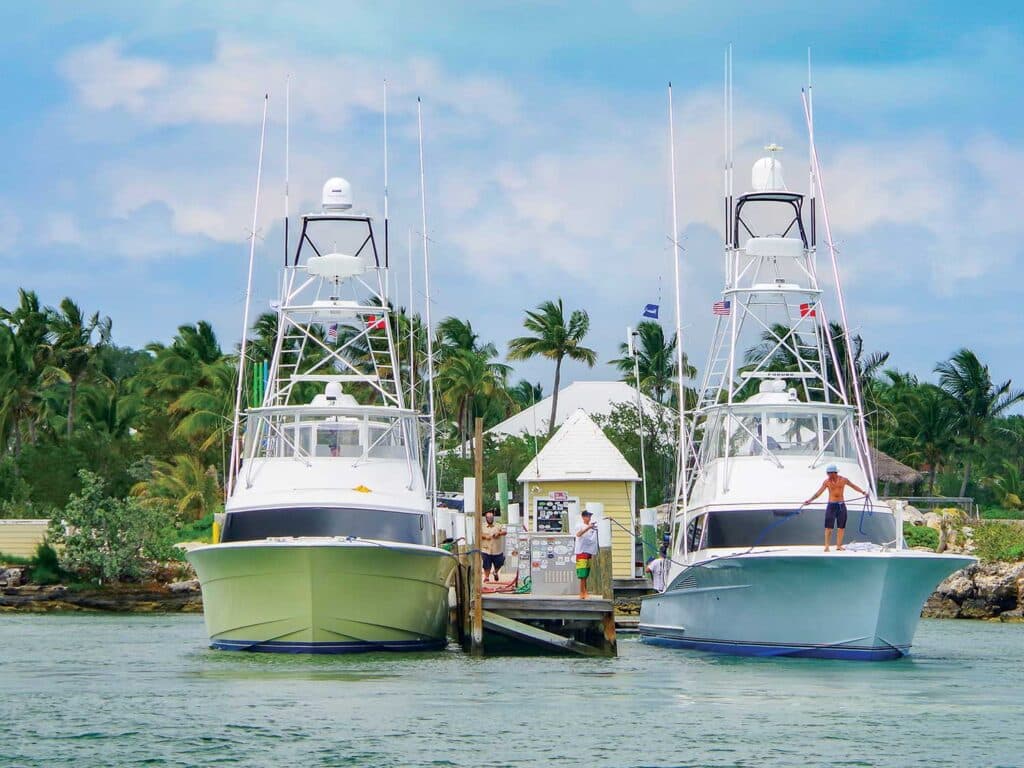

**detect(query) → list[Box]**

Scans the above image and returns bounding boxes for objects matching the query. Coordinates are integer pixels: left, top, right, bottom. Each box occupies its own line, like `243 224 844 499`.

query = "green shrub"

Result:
174 511 215 544
27 541 63 585
972 522 1024 563
48 470 176 582
903 523 939 550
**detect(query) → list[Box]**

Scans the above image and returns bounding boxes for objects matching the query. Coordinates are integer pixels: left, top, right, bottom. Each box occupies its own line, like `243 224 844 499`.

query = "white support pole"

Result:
228 94 269 499
407 229 416 411
629 327 649 508
418 98 440 511
800 91 876 493
284 76 290 266
382 79 390 290
668 83 688 510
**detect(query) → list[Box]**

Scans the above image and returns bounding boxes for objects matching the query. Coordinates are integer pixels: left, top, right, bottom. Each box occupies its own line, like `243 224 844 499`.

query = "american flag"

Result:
712 300 731 316
326 323 338 343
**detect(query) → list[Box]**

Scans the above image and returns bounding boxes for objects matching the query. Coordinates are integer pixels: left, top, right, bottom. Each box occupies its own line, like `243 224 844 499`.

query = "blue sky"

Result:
1 1 1022 395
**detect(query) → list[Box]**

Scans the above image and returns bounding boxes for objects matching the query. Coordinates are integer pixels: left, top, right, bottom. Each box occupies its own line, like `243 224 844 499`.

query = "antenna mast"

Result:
418 98 440 512
668 82 689 514
228 93 269 498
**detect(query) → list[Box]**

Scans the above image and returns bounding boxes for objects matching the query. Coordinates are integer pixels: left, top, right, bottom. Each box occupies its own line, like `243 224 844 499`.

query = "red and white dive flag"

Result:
799 303 817 318
366 315 386 330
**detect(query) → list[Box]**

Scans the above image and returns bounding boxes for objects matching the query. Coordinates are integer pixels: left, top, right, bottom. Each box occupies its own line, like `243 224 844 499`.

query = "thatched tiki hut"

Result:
870 448 923 495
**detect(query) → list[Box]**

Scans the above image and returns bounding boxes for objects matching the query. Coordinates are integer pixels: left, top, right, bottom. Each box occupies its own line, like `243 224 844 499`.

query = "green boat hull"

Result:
187 540 457 653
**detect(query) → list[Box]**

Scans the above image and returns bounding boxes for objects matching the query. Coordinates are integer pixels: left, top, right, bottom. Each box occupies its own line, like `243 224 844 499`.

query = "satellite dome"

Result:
322 177 353 212
751 145 787 192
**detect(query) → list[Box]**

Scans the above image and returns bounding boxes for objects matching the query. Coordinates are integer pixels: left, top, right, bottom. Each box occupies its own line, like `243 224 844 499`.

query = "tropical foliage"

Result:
2 287 1023 581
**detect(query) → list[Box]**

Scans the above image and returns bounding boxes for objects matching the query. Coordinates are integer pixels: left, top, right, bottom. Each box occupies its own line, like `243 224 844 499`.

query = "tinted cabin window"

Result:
704 508 896 548
221 507 429 545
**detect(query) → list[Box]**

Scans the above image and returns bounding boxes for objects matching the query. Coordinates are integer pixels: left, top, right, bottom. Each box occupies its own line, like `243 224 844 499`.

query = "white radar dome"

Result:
322 177 353 211
751 149 787 193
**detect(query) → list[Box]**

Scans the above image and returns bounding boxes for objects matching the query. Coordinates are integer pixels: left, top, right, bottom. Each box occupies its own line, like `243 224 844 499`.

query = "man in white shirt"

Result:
574 510 599 599
646 546 670 593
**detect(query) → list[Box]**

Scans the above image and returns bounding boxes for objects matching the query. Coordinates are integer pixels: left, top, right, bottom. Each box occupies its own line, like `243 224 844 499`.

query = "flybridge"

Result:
265 178 404 412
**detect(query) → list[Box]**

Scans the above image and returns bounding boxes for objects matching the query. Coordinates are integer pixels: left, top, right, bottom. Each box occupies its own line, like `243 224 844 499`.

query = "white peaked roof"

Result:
490 380 667 439
518 409 640 483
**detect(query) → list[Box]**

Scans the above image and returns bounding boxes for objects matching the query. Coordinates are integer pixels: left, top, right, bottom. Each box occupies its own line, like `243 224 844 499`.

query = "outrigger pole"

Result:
284 77 290 266
383 79 390 277
800 89 877 493
668 82 689 538
417 98 440 514
228 93 269 499
408 228 416 411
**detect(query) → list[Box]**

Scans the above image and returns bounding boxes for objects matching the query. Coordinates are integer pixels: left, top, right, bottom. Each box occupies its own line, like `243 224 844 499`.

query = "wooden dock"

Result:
481 593 616 656
453 419 617 657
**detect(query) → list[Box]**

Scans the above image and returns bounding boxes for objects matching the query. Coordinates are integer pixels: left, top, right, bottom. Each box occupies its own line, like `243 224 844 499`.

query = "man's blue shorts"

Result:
482 553 505 572
825 502 848 530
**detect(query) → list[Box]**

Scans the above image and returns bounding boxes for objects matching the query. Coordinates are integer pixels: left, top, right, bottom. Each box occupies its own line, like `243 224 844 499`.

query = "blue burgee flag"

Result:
642 303 659 319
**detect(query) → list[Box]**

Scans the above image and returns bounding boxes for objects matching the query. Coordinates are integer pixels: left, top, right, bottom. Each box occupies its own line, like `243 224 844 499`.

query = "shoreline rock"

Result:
0 581 203 613
921 562 1024 622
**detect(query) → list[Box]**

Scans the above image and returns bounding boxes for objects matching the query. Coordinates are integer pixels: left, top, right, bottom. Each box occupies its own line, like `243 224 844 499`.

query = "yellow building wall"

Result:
523 480 636 579
0 520 49 559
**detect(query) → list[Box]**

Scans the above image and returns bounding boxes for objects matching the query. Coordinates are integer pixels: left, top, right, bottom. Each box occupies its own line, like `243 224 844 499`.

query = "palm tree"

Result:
48 298 112 438
169 358 238 468
936 348 1024 497
0 290 57 451
827 322 889 417
609 321 695 404
893 384 960 495
132 454 222 521
507 299 597 435
435 348 511 455
508 379 544 411
77 383 140 441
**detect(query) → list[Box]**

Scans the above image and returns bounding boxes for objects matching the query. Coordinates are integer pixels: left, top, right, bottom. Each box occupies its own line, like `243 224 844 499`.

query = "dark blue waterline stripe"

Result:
211 638 446 654
639 632 907 661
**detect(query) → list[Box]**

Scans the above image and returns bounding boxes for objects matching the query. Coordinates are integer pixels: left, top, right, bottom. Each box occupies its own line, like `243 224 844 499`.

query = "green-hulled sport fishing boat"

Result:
188 174 455 653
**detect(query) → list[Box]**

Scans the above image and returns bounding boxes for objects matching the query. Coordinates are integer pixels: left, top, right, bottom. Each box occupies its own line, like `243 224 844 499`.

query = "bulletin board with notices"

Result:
535 498 571 532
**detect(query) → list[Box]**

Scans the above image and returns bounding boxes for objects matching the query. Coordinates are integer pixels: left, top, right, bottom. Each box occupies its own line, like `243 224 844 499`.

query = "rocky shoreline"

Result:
922 562 1024 621
0 573 202 613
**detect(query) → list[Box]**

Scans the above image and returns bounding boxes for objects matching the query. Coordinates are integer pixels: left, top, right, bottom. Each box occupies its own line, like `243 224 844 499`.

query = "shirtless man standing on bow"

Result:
804 464 867 552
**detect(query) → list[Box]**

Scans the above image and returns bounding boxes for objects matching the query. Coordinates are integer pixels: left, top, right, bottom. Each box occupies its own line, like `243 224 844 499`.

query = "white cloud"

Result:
60 38 520 131
60 39 169 111
51 33 1024 311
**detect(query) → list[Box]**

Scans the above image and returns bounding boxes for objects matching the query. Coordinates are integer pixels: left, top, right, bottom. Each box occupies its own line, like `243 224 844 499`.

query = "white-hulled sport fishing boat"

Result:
639 70 973 660
188 177 456 653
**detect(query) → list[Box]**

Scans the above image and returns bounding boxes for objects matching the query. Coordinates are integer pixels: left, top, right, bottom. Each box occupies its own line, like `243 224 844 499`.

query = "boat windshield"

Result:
700 407 856 461
696 507 897 549
243 410 417 462
221 506 430 546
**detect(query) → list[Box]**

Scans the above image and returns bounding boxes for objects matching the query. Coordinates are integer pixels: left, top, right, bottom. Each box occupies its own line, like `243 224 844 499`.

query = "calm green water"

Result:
0 615 1021 767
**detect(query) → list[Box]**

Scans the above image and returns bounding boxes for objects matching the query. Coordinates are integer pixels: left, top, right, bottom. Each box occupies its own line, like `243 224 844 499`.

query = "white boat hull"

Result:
639 549 973 660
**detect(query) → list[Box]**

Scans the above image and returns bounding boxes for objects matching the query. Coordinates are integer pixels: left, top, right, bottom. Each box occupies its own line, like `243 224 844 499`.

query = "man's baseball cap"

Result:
826 464 838 473
581 510 593 517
